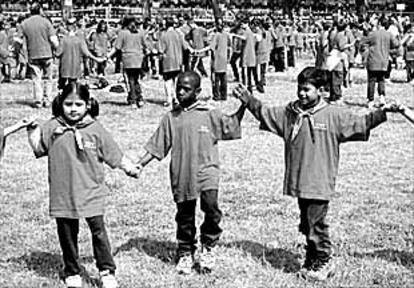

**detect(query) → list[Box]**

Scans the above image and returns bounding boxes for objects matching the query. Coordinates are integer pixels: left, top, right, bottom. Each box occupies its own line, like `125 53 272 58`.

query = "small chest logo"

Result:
83 140 97 150
314 123 327 131
198 125 210 133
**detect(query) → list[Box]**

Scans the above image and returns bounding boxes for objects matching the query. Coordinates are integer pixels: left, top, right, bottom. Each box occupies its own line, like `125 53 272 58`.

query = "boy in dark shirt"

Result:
233 66 401 281
136 71 246 274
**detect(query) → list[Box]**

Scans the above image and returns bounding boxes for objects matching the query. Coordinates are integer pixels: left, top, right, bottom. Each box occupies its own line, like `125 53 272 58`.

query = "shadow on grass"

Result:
100 100 130 106
223 240 301 273
7 251 96 282
353 249 414 270
114 237 176 263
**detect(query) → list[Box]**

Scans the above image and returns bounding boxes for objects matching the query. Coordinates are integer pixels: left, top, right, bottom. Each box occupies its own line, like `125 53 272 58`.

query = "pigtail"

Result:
52 93 63 117
88 97 100 118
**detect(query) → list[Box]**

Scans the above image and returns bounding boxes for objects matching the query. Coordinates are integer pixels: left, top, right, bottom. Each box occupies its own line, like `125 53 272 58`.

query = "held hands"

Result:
232 83 252 105
381 99 405 113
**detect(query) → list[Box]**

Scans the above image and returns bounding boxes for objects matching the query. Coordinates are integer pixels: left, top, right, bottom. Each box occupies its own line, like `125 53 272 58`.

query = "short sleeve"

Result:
0 128 6 159
337 110 371 143
258 106 286 137
209 109 241 141
96 123 123 169
144 114 172 160
33 120 54 158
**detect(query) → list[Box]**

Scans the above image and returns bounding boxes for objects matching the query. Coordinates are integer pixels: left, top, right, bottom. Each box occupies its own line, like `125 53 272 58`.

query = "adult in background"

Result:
360 16 399 108
21 2 58 108
90 20 111 77
159 16 188 107
401 23 414 83
108 15 148 108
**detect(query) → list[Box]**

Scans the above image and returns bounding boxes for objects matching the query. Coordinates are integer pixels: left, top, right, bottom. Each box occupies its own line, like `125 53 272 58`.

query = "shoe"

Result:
64 274 82 288
137 100 145 108
367 100 375 109
43 99 51 108
100 270 118 288
33 101 42 109
176 254 194 275
306 257 335 281
256 85 265 94
199 246 216 273
379 95 386 106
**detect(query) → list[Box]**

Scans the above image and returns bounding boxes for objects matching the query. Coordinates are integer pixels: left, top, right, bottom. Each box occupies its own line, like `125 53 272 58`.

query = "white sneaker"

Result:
199 246 216 273
176 254 194 275
379 95 386 106
367 100 375 109
100 270 118 288
65 274 82 288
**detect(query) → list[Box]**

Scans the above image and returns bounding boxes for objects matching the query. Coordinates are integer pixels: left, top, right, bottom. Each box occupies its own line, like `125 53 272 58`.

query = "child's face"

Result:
297 82 321 108
176 76 200 108
62 93 88 124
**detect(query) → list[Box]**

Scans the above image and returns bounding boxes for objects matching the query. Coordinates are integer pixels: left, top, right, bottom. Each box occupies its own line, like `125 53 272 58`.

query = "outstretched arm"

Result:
4 118 35 137
232 84 264 121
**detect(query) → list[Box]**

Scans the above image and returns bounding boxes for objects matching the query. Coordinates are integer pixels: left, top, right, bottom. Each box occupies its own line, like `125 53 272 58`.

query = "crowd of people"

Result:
1 2 414 288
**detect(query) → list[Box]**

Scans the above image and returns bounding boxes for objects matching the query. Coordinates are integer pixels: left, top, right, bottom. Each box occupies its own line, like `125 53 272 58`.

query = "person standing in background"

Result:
20 2 59 108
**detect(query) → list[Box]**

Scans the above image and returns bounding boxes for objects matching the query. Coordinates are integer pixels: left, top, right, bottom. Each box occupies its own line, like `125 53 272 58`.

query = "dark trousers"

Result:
190 55 207 77
175 190 222 257
114 50 122 74
287 45 296 67
329 70 343 101
1 64 10 82
58 77 77 90
230 52 241 81
298 198 332 262
242 66 260 92
183 49 190 71
125 68 143 103
96 60 107 76
406 60 414 82
82 57 90 76
56 216 116 277
274 47 285 72
259 63 267 86
367 70 386 101
213 72 227 100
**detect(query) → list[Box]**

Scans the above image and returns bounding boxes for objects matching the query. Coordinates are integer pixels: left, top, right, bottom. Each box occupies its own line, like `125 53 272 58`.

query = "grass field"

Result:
0 60 413 288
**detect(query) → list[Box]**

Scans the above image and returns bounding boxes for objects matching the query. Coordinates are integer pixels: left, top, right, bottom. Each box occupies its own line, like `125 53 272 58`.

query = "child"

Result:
55 17 104 90
27 82 139 288
0 119 34 159
232 67 401 281
136 71 246 274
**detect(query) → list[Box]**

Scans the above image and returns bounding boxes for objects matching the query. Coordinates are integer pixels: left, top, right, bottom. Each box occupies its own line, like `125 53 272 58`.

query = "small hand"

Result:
381 99 404 113
232 83 251 104
127 166 142 179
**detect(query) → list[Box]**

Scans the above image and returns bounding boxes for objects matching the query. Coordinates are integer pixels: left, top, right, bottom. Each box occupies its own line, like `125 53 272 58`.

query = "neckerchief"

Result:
289 99 328 143
53 115 95 151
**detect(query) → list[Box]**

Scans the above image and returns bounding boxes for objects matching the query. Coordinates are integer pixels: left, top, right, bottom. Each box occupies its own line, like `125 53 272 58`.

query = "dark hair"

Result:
96 20 107 33
30 2 42 15
52 82 99 119
297 67 328 89
177 71 201 89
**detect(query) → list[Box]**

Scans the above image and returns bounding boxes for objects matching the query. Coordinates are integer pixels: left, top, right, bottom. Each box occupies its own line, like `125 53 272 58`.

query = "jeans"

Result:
367 70 386 101
330 70 343 101
230 52 241 81
125 68 143 103
29 58 53 102
175 190 222 257
298 198 332 261
213 72 227 100
56 216 116 277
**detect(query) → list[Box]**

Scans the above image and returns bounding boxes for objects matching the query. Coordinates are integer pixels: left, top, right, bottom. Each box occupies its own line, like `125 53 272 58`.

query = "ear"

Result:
195 87 202 96
317 86 326 96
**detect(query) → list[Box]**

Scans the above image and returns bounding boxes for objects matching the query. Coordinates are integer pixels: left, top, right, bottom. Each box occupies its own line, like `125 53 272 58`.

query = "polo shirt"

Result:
241 27 256 68
247 99 387 201
35 117 123 218
21 15 55 60
115 29 147 69
363 29 399 71
56 33 92 79
145 102 242 203
210 31 231 73
159 28 186 73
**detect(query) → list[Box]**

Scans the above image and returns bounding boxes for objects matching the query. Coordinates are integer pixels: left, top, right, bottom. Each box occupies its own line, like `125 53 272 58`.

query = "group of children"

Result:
2 66 412 288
